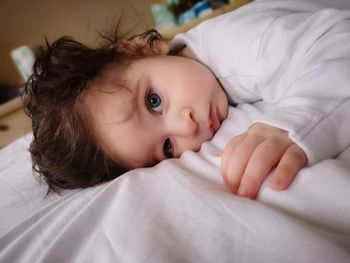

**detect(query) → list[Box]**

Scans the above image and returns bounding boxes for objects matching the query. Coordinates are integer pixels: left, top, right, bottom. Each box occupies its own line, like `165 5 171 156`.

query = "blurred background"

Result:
0 0 156 87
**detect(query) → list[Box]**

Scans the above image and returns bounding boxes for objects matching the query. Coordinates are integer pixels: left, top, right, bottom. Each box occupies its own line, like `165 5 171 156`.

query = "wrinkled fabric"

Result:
0 103 349 263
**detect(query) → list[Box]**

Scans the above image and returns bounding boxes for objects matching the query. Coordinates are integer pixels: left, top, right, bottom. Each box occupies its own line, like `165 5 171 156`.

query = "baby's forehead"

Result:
96 62 131 87
87 62 134 92
80 66 137 127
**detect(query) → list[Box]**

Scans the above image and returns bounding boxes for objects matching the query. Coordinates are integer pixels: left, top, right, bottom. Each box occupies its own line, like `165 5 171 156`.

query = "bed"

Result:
1 1 350 262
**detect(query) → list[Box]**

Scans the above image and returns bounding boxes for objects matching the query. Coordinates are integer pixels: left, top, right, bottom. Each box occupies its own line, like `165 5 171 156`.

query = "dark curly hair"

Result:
23 29 167 194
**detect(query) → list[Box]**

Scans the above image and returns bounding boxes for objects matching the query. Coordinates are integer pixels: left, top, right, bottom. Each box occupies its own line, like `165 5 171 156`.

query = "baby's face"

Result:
84 55 228 169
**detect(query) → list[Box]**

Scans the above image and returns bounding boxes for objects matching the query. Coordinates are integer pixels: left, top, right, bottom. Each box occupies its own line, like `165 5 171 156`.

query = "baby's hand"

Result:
221 123 307 199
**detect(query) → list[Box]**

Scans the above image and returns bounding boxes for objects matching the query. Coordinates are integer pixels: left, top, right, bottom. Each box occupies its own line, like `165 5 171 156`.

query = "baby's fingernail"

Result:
270 177 287 191
270 176 282 187
238 186 248 197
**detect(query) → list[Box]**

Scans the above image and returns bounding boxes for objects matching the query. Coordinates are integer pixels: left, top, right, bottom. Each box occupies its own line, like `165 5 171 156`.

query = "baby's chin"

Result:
199 132 217 148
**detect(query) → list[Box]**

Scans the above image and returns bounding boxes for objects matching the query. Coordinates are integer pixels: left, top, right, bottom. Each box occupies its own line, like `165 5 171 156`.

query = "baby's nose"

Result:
170 108 198 137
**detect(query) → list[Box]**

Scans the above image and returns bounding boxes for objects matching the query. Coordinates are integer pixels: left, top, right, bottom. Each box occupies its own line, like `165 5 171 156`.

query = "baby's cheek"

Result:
176 138 204 158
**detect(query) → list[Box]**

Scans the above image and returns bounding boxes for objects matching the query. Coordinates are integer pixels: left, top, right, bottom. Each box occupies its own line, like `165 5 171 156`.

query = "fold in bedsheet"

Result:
0 103 349 263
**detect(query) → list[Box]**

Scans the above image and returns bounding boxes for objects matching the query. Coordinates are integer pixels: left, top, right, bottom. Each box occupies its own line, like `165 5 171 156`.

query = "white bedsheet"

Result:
0 102 349 263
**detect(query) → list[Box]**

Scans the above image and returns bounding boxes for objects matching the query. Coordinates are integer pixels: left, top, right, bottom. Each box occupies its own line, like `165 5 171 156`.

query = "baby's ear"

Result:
116 38 169 56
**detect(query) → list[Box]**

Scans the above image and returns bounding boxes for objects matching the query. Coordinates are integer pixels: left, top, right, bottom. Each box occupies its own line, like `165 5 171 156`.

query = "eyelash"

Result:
145 89 174 158
163 138 173 158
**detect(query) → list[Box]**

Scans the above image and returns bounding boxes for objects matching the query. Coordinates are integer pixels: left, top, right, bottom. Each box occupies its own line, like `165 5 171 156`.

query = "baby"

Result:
24 0 350 198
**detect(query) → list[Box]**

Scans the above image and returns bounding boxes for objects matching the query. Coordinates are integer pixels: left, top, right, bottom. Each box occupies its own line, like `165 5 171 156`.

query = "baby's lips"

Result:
209 106 220 134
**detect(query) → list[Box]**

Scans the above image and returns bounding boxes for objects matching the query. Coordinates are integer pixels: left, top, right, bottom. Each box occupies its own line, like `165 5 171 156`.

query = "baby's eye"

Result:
147 92 162 113
163 138 173 158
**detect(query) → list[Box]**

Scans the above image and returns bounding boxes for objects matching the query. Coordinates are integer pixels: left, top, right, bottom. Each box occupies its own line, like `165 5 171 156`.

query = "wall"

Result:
0 0 154 85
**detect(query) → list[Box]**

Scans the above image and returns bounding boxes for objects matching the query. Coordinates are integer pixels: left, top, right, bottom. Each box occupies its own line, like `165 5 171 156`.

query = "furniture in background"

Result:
0 97 31 149
150 0 253 39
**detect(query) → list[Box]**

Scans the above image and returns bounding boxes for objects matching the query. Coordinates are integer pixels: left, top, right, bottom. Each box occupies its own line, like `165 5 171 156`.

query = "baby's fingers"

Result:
221 134 257 193
269 144 307 190
238 138 290 199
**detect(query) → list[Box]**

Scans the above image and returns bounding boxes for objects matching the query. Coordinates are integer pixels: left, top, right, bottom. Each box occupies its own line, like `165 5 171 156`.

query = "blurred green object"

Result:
151 3 176 32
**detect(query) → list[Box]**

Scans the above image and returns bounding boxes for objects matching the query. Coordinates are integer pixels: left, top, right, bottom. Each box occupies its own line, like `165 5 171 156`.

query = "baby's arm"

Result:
221 123 307 199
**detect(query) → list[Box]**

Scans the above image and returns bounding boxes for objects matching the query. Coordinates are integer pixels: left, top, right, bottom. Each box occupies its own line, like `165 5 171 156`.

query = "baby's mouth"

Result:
209 106 220 135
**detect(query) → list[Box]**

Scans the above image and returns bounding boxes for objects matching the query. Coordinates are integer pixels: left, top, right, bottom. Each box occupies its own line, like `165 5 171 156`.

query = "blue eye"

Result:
147 92 162 113
163 138 173 158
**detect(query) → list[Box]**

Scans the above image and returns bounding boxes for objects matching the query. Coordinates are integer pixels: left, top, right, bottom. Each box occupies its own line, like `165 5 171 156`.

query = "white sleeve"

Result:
252 9 350 165
171 1 350 165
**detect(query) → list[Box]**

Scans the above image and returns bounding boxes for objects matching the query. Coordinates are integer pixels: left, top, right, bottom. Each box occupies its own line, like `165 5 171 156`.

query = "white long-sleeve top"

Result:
171 0 350 165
